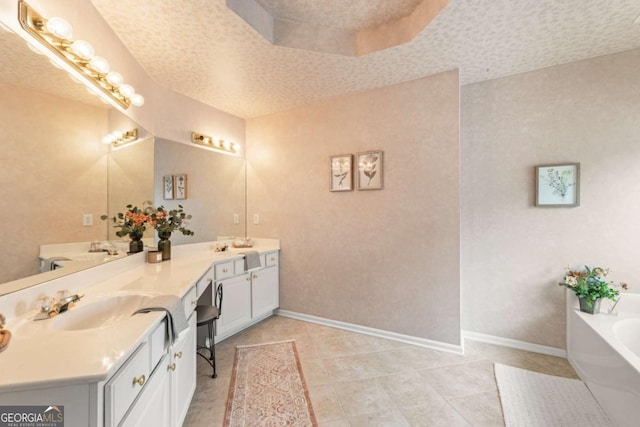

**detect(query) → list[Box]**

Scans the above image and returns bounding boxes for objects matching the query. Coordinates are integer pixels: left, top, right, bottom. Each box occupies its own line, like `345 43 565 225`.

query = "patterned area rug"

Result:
224 340 318 427
495 363 612 427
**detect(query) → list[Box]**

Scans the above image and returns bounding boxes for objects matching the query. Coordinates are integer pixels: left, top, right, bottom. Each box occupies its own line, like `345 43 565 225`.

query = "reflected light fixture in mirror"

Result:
102 128 139 149
191 131 238 155
17 1 144 110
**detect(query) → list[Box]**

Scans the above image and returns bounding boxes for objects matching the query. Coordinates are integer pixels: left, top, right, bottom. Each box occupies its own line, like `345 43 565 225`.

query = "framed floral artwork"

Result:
163 175 174 200
330 154 353 192
535 163 580 207
356 150 383 190
174 174 188 199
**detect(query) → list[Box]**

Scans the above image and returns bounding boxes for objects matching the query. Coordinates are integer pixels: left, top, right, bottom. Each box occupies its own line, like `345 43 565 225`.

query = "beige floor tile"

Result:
400 402 471 426
184 315 580 427
318 419 351 427
449 390 505 427
332 378 396 417
418 360 497 398
348 408 410 427
376 371 447 409
308 384 347 422
300 358 332 386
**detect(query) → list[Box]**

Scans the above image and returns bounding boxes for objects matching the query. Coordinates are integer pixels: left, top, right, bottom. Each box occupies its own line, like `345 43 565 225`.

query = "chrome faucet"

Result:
34 292 84 320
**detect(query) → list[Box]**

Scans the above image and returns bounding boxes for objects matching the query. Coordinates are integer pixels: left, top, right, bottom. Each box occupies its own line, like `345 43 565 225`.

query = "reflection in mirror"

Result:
153 139 246 245
0 26 151 294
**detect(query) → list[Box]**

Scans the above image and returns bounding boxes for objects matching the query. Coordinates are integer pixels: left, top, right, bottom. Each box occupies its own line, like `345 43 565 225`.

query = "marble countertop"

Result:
0 239 279 392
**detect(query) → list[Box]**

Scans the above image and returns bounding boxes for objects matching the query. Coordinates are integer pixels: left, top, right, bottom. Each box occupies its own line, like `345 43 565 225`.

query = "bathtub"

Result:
567 292 640 427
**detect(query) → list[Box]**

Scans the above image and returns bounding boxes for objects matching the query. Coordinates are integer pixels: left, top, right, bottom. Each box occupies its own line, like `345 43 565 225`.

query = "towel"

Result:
133 295 188 344
241 250 261 271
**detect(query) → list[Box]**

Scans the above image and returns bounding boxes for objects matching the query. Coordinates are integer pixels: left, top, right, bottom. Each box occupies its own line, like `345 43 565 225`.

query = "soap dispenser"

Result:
0 313 11 353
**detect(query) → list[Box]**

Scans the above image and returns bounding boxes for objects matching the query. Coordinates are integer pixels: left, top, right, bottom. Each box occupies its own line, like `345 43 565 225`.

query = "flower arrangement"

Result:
111 202 154 237
111 202 194 237
545 168 575 201
148 205 195 236
559 265 627 309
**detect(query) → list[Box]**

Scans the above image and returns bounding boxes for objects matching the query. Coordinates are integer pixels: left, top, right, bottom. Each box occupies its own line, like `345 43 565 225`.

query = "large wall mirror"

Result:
0 27 246 295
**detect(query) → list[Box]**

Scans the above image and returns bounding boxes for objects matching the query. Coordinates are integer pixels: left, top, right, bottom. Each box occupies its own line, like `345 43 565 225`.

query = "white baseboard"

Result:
462 330 567 358
275 309 464 355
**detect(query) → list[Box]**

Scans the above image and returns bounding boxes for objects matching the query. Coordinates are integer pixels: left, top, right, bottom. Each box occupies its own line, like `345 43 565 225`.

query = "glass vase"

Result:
158 231 172 261
578 297 601 314
129 230 144 253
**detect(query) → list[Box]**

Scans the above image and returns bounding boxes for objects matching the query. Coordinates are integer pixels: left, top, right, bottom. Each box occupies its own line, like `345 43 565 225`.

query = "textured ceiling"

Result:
87 0 640 119
0 29 108 108
256 0 424 31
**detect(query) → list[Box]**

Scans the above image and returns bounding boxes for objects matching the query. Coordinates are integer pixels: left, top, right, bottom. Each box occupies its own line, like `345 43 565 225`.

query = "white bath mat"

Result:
495 363 612 427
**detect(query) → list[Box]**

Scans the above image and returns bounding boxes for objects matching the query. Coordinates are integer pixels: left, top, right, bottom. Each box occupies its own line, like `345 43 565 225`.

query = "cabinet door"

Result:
120 354 171 427
251 266 279 319
217 273 251 338
171 315 197 427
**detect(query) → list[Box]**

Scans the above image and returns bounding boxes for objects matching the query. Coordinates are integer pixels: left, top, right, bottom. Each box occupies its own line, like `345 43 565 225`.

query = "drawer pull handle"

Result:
222 268 228 273
246 277 250 281
168 363 176 371
253 274 258 279
175 351 183 359
132 375 146 387
270 257 275 261
191 299 197 307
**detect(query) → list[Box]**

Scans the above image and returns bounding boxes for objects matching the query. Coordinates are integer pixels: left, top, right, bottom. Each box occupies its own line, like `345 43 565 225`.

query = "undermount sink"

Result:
53 293 156 331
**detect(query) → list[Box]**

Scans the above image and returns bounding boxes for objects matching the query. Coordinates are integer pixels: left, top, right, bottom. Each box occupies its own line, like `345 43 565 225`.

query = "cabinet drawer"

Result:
182 286 198 319
214 261 234 280
149 320 167 371
105 342 151 427
265 252 279 267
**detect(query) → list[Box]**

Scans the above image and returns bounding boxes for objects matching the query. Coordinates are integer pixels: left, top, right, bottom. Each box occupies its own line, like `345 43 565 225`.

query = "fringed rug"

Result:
224 340 318 427
495 363 612 427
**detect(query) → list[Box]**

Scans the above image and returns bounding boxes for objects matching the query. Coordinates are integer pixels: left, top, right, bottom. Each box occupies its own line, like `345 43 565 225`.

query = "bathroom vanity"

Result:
0 239 280 427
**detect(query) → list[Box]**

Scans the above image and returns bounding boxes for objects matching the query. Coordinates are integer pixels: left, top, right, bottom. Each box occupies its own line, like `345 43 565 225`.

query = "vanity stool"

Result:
196 282 223 378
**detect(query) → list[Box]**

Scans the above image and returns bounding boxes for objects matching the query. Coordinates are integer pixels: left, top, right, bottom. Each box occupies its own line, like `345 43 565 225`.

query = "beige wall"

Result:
461 48 640 349
247 70 461 344
0 84 109 283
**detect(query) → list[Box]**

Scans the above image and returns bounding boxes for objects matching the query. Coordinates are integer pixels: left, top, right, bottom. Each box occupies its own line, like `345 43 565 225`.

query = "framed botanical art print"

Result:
356 150 383 190
163 175 174 200
174 174 188 200
535 163 580 207
330 154 353 192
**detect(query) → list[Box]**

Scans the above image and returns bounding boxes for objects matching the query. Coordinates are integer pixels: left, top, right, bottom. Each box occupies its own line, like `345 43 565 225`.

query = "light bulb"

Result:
70 40 94 60
213 139 221 148
89 56 110 74
229 143 236 151
130 93 144 106
45 17 73 40
223 140 231 150
102 134 115 145
111 130 123 140
106 71 123 87
119 84 135 98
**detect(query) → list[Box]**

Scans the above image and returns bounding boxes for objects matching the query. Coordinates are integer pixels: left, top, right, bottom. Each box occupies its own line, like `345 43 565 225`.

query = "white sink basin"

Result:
53 294 155 331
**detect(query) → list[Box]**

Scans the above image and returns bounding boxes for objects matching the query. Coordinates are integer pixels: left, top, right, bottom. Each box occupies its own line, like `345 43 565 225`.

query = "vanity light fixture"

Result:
191 132 237 154
17 1 144 110
102 128 138 147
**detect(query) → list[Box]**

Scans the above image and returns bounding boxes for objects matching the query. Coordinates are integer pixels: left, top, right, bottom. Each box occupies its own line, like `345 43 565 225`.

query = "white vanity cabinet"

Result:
216 273 252 337
214 251 280 340
119 292 197 427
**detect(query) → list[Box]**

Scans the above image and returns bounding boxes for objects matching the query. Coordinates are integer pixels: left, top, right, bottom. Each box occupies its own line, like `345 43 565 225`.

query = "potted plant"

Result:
559 265 627 314
110 202 154 253
148 205 194 260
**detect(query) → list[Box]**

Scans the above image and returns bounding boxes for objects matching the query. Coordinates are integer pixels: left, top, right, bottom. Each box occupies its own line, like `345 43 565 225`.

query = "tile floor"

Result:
183 315 577 427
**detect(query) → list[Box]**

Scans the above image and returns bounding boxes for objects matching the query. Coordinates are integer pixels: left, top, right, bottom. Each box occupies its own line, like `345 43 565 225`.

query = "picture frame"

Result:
329 154 353 192
535 162 580 207
163 175 174 200
174 174 188 200
356 150 383 190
